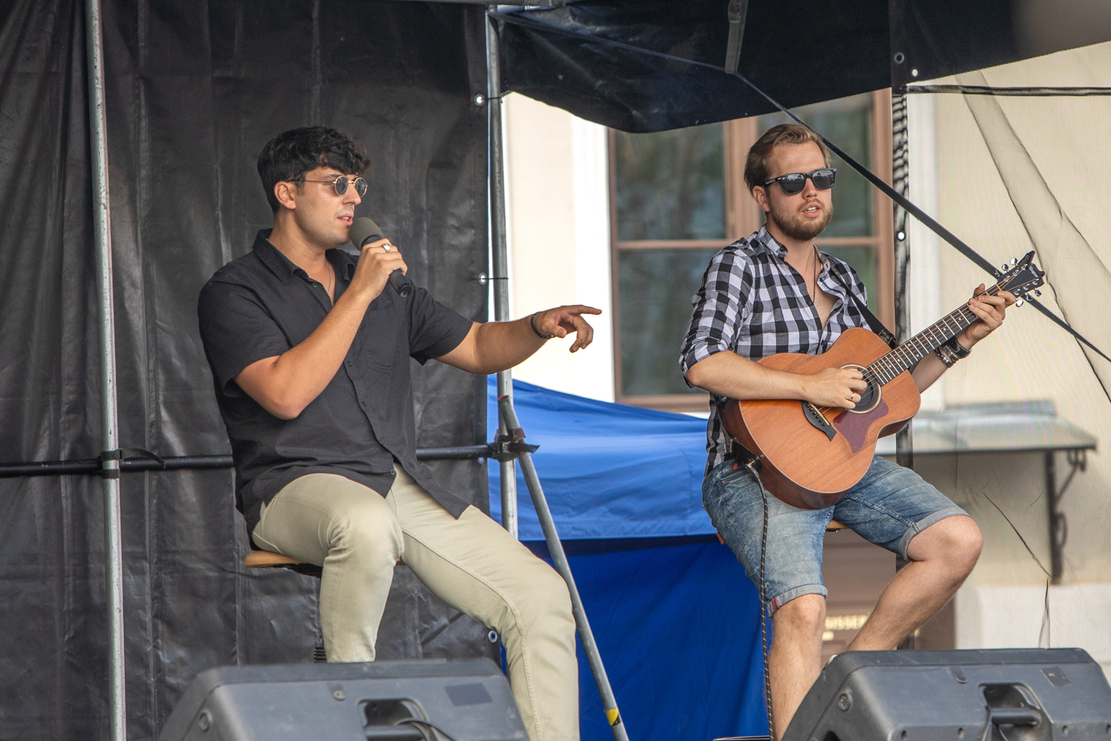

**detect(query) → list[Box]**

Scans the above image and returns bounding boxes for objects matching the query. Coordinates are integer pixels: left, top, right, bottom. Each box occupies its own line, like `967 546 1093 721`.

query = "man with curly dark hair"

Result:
199 126 597 741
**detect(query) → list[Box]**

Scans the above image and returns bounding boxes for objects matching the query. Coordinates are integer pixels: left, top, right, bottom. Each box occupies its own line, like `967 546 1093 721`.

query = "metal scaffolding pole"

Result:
484 12 518 539
484 10 628 740
84 0 127 738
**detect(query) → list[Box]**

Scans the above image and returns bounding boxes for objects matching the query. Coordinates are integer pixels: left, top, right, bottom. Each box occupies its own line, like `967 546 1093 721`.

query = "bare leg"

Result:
767 593 826 740
848 515 982 651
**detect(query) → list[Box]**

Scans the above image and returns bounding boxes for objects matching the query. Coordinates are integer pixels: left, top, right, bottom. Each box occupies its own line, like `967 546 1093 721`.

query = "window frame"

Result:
610 90 894 412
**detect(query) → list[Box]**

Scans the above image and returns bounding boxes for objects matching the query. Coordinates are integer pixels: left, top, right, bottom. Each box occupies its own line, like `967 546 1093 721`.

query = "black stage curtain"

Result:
0 2 491 739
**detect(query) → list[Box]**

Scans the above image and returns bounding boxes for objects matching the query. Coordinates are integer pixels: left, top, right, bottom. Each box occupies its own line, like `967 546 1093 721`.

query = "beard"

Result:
768 199 834 242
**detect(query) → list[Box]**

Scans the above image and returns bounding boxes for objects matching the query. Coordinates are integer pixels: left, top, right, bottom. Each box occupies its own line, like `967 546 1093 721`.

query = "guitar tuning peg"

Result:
1016 299 1025 307
1011 257 1018 265
1001 263 1009 271
1034 289 1042 297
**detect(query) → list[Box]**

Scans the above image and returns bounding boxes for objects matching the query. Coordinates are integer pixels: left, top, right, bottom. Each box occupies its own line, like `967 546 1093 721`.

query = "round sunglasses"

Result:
763 168 836 196
295 175 368 197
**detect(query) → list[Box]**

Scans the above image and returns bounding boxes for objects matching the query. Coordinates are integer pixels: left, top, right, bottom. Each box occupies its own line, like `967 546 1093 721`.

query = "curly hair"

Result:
743 124 830 193
257 127 371 212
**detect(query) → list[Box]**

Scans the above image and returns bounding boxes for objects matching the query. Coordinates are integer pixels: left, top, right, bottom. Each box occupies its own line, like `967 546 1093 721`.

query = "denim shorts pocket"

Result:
714 461 755 486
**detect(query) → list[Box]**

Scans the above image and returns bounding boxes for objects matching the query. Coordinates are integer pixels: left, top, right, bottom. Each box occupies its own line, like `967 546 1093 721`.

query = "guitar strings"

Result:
812 274 1012 419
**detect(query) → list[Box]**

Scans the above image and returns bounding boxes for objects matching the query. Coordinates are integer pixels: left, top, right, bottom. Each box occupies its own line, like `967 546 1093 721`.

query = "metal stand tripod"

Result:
483 11 629 741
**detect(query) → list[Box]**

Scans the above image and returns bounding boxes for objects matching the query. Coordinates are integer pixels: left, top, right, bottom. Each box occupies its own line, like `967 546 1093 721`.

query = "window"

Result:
610 91 893 411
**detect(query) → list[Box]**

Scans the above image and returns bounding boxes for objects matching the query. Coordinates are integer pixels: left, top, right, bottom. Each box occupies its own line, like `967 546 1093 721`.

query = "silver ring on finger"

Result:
383 243 392 252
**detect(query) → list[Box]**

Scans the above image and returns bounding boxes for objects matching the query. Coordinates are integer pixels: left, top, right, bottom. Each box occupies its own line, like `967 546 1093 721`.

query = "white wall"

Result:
503 93 615 401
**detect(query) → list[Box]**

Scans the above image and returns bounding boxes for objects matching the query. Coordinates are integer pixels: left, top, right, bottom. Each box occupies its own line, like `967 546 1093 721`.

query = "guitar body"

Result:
723 327 921 510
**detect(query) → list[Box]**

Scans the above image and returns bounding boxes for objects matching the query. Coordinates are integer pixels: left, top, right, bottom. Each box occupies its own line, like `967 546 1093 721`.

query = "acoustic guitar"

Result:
722 252 1045 510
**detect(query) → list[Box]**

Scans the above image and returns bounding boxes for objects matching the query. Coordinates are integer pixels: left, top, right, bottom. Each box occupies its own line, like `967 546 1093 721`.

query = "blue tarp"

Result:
486 379 768 740
487 378 714 541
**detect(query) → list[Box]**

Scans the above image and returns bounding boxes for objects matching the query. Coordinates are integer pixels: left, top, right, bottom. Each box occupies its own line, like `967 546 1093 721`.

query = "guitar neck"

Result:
867 287 1001 384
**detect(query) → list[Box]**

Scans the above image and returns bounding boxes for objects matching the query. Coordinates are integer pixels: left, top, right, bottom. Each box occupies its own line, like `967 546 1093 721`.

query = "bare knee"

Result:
772 593 826 643
911 515 982 580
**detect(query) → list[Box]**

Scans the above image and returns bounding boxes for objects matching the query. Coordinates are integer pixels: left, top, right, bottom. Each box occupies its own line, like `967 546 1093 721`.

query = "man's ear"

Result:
274 181 299 211
752 185 771 214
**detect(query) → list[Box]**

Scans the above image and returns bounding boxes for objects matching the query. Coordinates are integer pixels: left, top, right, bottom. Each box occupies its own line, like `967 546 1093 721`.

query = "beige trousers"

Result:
252 466 579 741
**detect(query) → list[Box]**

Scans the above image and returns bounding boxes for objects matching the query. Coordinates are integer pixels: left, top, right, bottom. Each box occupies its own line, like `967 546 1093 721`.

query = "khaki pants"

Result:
252 466 579 741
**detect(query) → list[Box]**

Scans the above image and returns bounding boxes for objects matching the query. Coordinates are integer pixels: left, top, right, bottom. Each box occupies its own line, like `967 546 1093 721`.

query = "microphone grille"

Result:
350 217 382 249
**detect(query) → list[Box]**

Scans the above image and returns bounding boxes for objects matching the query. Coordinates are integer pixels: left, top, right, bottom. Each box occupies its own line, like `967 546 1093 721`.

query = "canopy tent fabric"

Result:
905 43 1111 583
565 539 768 741
487 377 713 541
946 60 1111 398
494 0 1111 133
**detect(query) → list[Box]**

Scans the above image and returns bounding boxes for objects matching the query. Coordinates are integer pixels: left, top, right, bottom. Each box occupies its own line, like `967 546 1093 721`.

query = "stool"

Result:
244 550 403 573
245 549 326 660
244 549 406 663
244 549 324 577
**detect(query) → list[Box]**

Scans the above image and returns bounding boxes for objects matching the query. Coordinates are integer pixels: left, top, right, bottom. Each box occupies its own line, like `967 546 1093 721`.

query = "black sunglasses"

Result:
296 175 368 197
763 168 836 196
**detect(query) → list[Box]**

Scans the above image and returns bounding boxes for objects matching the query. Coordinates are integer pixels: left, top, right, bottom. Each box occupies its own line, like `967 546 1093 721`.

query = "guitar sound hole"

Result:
843 364 880 413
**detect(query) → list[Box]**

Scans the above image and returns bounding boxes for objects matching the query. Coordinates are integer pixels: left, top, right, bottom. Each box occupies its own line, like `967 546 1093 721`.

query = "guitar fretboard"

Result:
866 288 1000 386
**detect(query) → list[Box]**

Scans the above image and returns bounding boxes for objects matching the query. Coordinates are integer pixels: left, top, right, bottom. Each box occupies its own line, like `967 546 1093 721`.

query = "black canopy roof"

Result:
494 0 1111 132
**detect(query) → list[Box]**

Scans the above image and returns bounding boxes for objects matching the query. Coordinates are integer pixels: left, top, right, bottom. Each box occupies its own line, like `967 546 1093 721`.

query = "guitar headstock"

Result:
994 251 1045 303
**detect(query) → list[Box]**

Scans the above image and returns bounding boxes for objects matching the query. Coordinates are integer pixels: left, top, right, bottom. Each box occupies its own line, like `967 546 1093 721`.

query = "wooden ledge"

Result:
244 550 403 570
245 550 307 569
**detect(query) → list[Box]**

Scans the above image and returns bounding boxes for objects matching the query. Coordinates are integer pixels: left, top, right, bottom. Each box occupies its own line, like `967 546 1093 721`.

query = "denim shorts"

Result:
702 455 968 615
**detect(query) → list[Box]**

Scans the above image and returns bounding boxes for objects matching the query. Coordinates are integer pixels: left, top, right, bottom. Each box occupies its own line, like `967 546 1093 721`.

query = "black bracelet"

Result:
936 337 970 368
945 337 971 359
529 312 554 340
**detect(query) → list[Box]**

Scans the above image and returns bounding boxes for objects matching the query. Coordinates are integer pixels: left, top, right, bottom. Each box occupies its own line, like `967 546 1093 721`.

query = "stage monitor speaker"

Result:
158 658 528 741
784 648 1111 741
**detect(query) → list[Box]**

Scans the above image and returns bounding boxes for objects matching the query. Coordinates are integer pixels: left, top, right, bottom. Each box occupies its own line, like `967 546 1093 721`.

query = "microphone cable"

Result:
745 460 776 740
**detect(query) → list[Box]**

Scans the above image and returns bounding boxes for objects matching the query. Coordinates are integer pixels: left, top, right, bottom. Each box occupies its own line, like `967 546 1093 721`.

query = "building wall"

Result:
503 94 614 401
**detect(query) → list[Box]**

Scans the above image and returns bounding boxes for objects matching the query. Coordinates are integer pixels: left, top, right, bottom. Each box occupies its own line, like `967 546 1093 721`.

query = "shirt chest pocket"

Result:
353 304 404 372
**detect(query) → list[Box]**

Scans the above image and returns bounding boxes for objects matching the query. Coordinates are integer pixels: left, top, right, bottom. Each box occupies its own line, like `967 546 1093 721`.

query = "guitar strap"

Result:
828 268 898 350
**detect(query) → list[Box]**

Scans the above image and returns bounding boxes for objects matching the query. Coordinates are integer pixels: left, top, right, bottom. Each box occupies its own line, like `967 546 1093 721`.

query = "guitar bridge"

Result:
802 402 836 441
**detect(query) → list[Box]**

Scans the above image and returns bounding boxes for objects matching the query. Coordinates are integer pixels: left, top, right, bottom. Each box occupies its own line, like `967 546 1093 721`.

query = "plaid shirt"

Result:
680 227 870 473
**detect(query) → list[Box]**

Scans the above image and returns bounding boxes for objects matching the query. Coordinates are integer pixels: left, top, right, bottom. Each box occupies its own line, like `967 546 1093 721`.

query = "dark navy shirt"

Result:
198 230 474 533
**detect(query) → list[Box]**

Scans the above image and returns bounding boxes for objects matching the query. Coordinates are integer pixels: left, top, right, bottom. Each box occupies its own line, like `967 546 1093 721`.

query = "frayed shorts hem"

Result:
896 507 967 559
767 584 827 617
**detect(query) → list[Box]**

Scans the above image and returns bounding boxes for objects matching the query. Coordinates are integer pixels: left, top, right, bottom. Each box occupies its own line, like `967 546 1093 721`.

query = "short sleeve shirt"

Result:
679 227 870 473
198 230 474 532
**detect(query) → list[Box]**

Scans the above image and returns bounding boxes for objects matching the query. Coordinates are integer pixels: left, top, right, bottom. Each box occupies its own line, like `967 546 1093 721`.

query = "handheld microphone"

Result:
349 216 413 298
